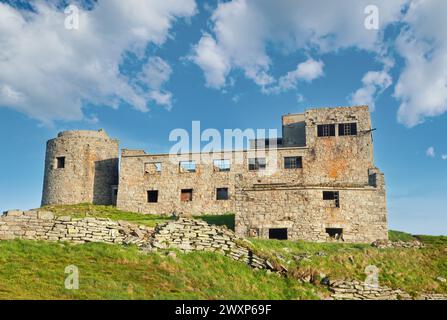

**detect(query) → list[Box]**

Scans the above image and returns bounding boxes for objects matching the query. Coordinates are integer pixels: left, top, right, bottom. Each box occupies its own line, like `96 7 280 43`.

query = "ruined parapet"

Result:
41 129 119 206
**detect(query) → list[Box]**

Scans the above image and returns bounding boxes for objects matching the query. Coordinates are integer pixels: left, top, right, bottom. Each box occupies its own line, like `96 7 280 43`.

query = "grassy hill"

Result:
0 204 445 299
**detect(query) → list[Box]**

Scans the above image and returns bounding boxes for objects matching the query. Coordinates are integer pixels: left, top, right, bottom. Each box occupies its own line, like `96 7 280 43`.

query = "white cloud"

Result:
137 56 173 109
426 147 435 158
0 0 196 124
191 0 407 91
442 155 447 160
138 57 172 90
394 0 447 127
189 33 230 88
278 58 324 89
349 70 392 110
263 58 324 94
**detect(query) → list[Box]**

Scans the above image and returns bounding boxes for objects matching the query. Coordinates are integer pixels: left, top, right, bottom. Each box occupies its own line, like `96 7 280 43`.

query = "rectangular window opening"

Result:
323 191 340 208
213 159 231 172
147 190 158 203
56 157 65 169
216 187 229 200
268 228 288 240
326 228 343 240
181 189 193 202
145 162 162 174
284 156 303 169
248 158 266 171
317 124 336 137
179 161 196 173
338 123 358 136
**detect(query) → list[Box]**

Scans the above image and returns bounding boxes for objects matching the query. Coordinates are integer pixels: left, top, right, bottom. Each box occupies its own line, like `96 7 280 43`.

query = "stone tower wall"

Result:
41 130 119 206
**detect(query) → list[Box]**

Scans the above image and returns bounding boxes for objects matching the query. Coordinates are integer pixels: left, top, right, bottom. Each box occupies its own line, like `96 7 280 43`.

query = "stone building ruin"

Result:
41 105 388 243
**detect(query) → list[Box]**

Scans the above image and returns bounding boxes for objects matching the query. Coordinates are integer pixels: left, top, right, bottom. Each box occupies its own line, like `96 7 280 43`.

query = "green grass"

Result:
41 203 236 230
195 214 235 230
41 203 173 228
388 230 418 242
414 235 447 246
250 238 447 296
4 205 445 299
0 240 322 300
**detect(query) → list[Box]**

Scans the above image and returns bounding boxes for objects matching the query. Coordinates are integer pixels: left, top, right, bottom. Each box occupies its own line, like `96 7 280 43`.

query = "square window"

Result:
317 124 336 137
56 157 65 169
213 159 231 172
248 158 266 171
216 187 229 200
284 156 303 169
179 161 196 173
338 123 358 136
269 228 288 240
181 189 193 202
323 191 340 208
144 162 162 174
147 190 158 203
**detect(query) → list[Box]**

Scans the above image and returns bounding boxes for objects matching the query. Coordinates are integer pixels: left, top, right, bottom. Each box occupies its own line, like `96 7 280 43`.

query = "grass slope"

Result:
0 240 320 300
1 204 445 299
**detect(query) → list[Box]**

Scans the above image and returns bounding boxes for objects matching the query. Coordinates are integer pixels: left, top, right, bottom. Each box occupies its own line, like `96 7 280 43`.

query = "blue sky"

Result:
0 0 446 235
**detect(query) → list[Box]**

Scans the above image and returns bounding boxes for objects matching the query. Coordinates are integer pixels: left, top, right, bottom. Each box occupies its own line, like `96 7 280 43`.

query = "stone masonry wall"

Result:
0 210 152 245
117 147 307 215
235 173 387 243
115 106 387 244
0 210 274 271
234 106 388 243
148 218 272 270
329 280 412 300
41 130 119 206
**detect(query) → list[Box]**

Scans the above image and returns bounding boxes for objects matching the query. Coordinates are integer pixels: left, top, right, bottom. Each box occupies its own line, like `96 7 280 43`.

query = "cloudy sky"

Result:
0 0 446 234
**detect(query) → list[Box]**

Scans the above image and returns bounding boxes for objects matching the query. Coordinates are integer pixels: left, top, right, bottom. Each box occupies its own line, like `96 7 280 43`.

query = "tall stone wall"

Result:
116 106 387 243
41 130 119 206
234 182 387 243
303 106 374 186
117 147 307 215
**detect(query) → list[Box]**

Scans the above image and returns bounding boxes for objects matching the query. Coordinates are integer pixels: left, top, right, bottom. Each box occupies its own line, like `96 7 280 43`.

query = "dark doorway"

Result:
326 228 343 240
269 228 288 240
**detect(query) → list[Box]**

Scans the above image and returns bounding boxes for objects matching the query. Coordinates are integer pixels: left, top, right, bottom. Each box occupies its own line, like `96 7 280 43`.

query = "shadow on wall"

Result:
93 158 119 205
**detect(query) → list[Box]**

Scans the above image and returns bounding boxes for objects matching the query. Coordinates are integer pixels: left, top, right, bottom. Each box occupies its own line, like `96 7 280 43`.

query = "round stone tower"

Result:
41 129 119 206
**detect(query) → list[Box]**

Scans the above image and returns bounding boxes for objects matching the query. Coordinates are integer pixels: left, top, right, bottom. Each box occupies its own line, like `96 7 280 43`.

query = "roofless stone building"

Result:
41 105 388 243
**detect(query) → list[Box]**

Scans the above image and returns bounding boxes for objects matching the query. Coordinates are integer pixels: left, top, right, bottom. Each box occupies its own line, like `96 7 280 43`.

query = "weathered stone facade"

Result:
41 105 388 243
41 130 119 206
